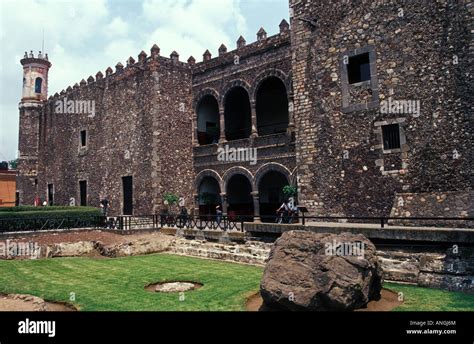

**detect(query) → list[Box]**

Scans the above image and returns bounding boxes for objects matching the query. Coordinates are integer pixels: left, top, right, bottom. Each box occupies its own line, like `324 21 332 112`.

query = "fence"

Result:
0 213 471 233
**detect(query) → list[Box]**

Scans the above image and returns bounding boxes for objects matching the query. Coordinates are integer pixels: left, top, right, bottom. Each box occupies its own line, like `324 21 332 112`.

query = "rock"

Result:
155 282 196 293
47 241 98 258
260 231 383 311
103 236 173 257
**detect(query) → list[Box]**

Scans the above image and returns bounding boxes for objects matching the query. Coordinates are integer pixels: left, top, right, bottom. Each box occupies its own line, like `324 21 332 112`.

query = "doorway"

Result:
122 176 133 215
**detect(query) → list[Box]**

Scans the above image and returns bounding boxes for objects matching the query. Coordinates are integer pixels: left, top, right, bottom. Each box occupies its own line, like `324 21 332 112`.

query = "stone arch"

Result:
194 90 220 145
194 169 223 191
222 166 255 193
254 163 291 191
251 69 289 102
220 79 252 104
193 88 220 111
221 80 252 141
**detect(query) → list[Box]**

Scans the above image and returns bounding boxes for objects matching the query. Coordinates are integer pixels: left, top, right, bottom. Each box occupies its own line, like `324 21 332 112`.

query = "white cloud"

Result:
0 0 250 160
106 17 130 37
143 0 247 58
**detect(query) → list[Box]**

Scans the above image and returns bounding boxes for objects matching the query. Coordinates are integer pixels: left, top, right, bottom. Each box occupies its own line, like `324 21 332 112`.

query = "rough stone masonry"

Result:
17 0 472 221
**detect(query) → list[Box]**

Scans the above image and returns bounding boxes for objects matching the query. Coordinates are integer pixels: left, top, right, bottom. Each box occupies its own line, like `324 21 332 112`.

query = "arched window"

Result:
224 87 251 141
256 77 289 136
196 95 220 145
35 77 42 93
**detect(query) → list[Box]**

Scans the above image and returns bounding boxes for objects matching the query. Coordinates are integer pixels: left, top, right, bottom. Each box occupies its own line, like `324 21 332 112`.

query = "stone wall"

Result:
191 26 296 209
379 246 474 293
389 191 473 227
29 51 194 215
17 103 42 205
289 0 472 217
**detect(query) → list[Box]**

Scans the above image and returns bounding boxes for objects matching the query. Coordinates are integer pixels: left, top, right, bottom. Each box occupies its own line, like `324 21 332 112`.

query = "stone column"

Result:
251 191 261 222
192 114 199 146
219 106 226 143
193 193 200 216
250 101 258 138
287 93 295 135
220 192 228 216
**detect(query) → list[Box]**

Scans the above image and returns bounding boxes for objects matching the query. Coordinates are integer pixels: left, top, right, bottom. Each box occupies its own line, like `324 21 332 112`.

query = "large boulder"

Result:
260 231 383 311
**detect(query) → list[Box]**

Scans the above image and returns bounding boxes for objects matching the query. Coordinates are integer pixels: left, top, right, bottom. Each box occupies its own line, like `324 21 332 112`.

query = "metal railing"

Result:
1 213 471 234
101 214 241 231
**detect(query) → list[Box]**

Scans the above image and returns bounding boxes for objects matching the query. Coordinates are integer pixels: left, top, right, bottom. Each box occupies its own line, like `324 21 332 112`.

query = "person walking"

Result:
215 205 223 228
179 205 188 228
100 197 110 217
276 200 289 224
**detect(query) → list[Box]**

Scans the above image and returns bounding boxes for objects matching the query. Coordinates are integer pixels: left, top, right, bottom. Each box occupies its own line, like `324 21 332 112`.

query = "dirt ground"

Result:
1 230 165 246
246 289 402 311
0 294 76 312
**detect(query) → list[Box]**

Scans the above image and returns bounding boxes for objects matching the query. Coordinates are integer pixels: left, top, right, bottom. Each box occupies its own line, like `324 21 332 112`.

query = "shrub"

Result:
0 207 102 232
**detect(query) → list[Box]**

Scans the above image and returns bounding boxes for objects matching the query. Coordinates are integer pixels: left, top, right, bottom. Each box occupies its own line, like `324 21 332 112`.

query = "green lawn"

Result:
0 254 263 311
0 254 473 311
385 282 474 311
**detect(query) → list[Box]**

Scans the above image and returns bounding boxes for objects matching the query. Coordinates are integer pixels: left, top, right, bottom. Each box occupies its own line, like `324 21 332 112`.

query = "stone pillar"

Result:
219 106 226 143
251 191 261 222
193 193 200 216
220 192 228 216
287 93 295 135
192 114 199 146
250 101 258 138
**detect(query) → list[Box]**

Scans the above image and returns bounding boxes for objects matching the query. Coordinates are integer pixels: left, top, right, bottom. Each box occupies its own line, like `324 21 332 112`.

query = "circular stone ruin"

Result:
145 281 202 293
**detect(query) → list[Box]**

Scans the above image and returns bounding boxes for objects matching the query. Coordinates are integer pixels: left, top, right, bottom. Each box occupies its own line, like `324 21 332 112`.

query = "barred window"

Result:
382 124 401 150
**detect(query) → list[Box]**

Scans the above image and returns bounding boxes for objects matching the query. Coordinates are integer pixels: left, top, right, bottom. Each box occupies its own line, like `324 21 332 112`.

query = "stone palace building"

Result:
17 0 472 221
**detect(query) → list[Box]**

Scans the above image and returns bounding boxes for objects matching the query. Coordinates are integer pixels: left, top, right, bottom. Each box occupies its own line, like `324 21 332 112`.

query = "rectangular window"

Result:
15 191 20 206
79 180 87 206
382 124 401 150
80 130 87 147
347 53 371 84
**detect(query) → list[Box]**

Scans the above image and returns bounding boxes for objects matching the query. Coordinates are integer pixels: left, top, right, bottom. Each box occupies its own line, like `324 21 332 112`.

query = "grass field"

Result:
0 254 473 311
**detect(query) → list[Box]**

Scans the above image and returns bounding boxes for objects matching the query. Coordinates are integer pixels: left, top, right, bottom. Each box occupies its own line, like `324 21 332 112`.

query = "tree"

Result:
282 185 297 199
163 193 179 212
8 159 18 170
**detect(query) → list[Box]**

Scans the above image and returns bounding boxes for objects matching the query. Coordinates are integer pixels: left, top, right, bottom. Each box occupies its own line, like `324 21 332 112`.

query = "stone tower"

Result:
17 51 51 205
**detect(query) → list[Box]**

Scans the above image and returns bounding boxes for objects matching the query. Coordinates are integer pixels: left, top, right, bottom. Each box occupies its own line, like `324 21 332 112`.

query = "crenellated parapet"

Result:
190 19 291 74
45 19 290 103
46 43 192 104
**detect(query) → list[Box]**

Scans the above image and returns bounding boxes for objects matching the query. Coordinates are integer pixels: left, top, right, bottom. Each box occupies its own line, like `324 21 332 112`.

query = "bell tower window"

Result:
35 77 42 93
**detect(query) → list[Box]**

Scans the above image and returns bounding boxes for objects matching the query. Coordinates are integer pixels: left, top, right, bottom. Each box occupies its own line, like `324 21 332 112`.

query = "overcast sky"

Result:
0 0 289 161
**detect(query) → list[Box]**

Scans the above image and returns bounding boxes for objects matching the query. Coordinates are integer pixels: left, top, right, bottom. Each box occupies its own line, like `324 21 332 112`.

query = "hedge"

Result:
0 207 102 232
0 206 97 213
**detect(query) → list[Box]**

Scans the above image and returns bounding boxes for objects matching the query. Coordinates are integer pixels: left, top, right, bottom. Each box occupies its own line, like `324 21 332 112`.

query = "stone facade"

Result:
389 191 474 227
289 0 472 217
19 51 194 215
17 0 472 220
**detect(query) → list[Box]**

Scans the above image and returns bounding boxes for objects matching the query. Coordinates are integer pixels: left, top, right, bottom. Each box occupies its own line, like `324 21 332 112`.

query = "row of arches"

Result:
195 164 296 222
195 71 291 145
